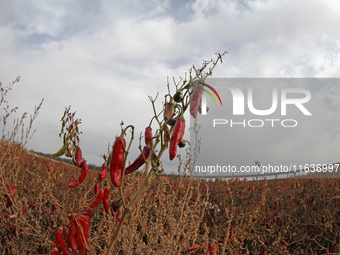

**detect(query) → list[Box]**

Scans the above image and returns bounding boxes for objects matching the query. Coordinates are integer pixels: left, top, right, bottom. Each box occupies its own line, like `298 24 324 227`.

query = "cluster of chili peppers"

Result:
67 146 89 188
87 180 110 213
125 126 154 175
47 54 226 254
52 214 89 255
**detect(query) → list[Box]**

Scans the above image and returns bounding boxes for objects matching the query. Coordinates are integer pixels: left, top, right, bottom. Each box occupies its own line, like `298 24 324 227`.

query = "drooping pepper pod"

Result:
169 117 186 160
76 215 90 255
144 126 154 148
83 207 92 222
41 204 57 215
189 83 204 119
75 146 82 167
164 102 176 126
87 185 104 208
98 163 107 181
5 184 16 208
163 103 174 120
52 134 69 157
102 181 110 213
66 214 78 253
94 184 100 194
125 146 151 175
111 199 122 214
67 161 88 188
110 135 126 187
125 126 153 175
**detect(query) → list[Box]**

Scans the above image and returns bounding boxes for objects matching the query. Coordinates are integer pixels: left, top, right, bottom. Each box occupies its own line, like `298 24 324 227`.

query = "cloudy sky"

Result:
1 0 340 175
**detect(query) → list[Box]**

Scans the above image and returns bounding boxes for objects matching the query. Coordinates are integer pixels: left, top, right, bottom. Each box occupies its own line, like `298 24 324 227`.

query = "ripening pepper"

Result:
190 85 204 119
169 117 185 160
144 126 154 148
110 135 126 187
164 103 174 120
75 146 82 167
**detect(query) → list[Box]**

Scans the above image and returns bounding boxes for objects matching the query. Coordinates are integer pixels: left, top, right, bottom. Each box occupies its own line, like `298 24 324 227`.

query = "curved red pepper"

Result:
2 212 18 219
102 186 110 213
190 85 204 119
56 227 73 255
87 187 104 208
98 164 107 181
187 244 204 251
169 118 185 160
125 146 151 175
68 162 88 188
110 136 126 187
76 215 89 255
41 204 56 215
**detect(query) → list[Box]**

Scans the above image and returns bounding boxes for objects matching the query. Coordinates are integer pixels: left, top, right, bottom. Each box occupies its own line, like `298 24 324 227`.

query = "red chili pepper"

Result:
102 184 110 213
205 243 213 255
87 187 104 208
84 207 92 222
190 84 204 119
66 214 78 253
169 117 185 160
68 161 88 188
7 184 16 195
41 204 56 215
98 164 107 181
5 195 13 208
56 227 73 255
76 215 90 255
111 199 122 213
52 247 61 255
75 146 82 167
144 126 154 148
187 244 204 251
110 135 126 187
164 103 174 120
2 212 18 219
94 184 100 194
125 146 151 175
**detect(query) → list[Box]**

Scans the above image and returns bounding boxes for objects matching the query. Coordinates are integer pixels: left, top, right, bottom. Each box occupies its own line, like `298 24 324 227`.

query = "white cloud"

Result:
0 0 340 173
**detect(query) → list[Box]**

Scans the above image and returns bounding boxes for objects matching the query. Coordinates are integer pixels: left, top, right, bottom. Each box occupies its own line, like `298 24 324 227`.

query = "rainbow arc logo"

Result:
195 82 222 115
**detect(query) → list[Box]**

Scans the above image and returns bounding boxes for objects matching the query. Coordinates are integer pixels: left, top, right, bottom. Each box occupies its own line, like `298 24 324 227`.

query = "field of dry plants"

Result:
2 139 340 254
2 54 340 254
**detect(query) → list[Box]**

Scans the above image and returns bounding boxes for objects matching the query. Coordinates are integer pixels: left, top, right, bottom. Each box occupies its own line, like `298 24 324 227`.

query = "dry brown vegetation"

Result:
2 61 340 254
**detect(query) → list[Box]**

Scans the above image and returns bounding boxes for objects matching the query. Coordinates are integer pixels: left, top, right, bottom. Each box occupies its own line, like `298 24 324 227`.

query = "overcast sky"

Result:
1 0 340 174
